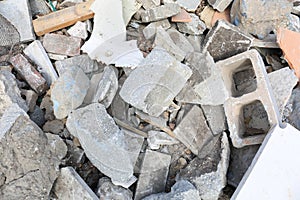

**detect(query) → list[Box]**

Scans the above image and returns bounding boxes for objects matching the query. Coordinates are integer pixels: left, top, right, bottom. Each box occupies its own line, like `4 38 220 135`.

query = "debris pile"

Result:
1 0 300 199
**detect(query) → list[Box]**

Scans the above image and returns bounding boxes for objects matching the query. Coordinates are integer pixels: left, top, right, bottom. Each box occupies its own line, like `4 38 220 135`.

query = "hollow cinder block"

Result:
217 49 280 148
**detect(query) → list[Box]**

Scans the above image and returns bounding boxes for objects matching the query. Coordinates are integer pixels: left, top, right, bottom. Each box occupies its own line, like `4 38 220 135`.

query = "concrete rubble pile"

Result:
1 0 300 199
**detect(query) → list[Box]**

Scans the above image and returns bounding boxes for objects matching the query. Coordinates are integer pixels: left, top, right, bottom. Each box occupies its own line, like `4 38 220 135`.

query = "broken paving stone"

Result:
177 133 230 200
135 150 171 200
147 131 179 150
171 9 192 23
154 27 186 61
66 103 143 188
231 0 292 39
0 107 67 199
177 14 206 35
0 13 20 46
24 40 58 86
140 0 160 10
208 0 233 12
143 19 171 39
51 65 90 119
173 105 214 157
10 53 48 94
203 20 253 61
176 0 200 12
43 33 82 57
167 28 194 55
67 21 88 40
96 177 133 200
202 105 227 136
21 89 38 113
120 47 192 117
143 180 201 200
0 70 28 114
43 119 65 134
0 0 35 42
53 167 99 200
83 65 118 108
141 3 181 23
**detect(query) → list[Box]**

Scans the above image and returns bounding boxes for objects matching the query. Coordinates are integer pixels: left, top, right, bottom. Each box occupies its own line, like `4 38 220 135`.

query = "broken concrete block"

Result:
48 53 68 61
67 21 88 40
0 107 67 199
187 35 204 52
51 65 90 119
232 124 300 199
173 105 214 157
203 20 253 61
141 3 181 23
140 0 160 10
143 180 201 200
143 19 171 39
24 40 58 86
123 0 142 25
218 50 281 148
96 177 133 200
112 47 144 69
171 9 192 23
208 0 233 12
21 89 38 113
147 131 179 150
167 28 194 55
177 133 230 200
53 167 99 200
10 54 47 94
43 33 82 56
84 66 118 108
29 0 50 16
0 0 35 42
176 0 200 12
0 12 20 46
66 103 143 188
120 47 192 117
202 105 227 136
0 71 28 114
177 14 206 35
154 27 186 61
55 54 100 77
135 150 171 200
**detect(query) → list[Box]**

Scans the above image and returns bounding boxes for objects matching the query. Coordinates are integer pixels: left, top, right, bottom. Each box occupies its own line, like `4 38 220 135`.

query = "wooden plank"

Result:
33 0 95 36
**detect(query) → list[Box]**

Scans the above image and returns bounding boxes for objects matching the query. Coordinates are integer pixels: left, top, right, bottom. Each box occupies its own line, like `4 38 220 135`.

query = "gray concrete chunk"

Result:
143 19 171 39
120 47 192 117
135 150 171 200
177 14 206 35
147 131 179 150
51 65 90 119
176 0 200 12
141 3 181 23
66 103 143 188
97 177 133 200
202 105 227 136
208 0 233 12
167 28 194 55
140 0 160 10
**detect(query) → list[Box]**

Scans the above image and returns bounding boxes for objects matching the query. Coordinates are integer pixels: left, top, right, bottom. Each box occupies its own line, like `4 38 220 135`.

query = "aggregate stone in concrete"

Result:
66 103 143 188
141 3 181 23
177 14 206 35
120 47 192 117
143 19 171 39
51 65 90 119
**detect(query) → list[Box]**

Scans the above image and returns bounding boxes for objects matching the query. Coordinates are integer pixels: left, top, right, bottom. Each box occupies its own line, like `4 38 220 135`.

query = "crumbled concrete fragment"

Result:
177 14 206 35
43 33 82 56
141 3 181 23
66 103 143 188
10 54 48 94
288 14 300 32
65 139 85 165
203 20 253 61
143 19 171 39
67 21 88 39
0 0 35 42
202 105 227 135
148 131 179 150
21 89 38 112
187 35 204 52
84 66 118 108
97 177 133 200
120 47 192 117
43 119 64 134
143 180 201 200
231 0 292 39
208 0 233 12
0 70 28 114
173 105 214 156
113 48 144 69
136 110 168 131
176 0 200 12
154 27 186 61
0 111 67 199
24 40 58 86
55 54 100 77
0 11 20 46
167 28 194 55
135 150 171 200
177 133 230 200
51 65 89 119
30 0 51 16
53 167 99 200
123 0 142 25
140 0 160 9
48 53 68 61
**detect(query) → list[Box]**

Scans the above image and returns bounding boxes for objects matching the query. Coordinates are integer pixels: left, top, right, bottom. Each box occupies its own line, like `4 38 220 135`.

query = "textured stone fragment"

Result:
29 0 50 16
51 65 89 119
177 14 206 35
43 33 82 56
10 54 47 94
141 3 181 23
167 28 194 55
66 103 144 188
176 0 200 12
21 89 38 112
67 21 88 39
140 0 160 9
143 19 171 39
120 48 192 117
135 150 171 200
148 131 179 150
202 105 227 135
208 0 233 12
0 12 20 46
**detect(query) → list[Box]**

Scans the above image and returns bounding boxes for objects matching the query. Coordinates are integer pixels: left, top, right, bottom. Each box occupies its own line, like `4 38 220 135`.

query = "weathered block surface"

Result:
176 0 200 12
167 28 194 55
43 33 82 56
10 54 47 94
141 3 181 23
67 21 88 40
202 105 227 135
208 0 233 12
177 14 206 35
96 177 133 199
143 19 171 39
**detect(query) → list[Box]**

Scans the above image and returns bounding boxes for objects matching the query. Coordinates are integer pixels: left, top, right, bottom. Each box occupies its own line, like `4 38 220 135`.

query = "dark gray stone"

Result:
202 105 227 135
